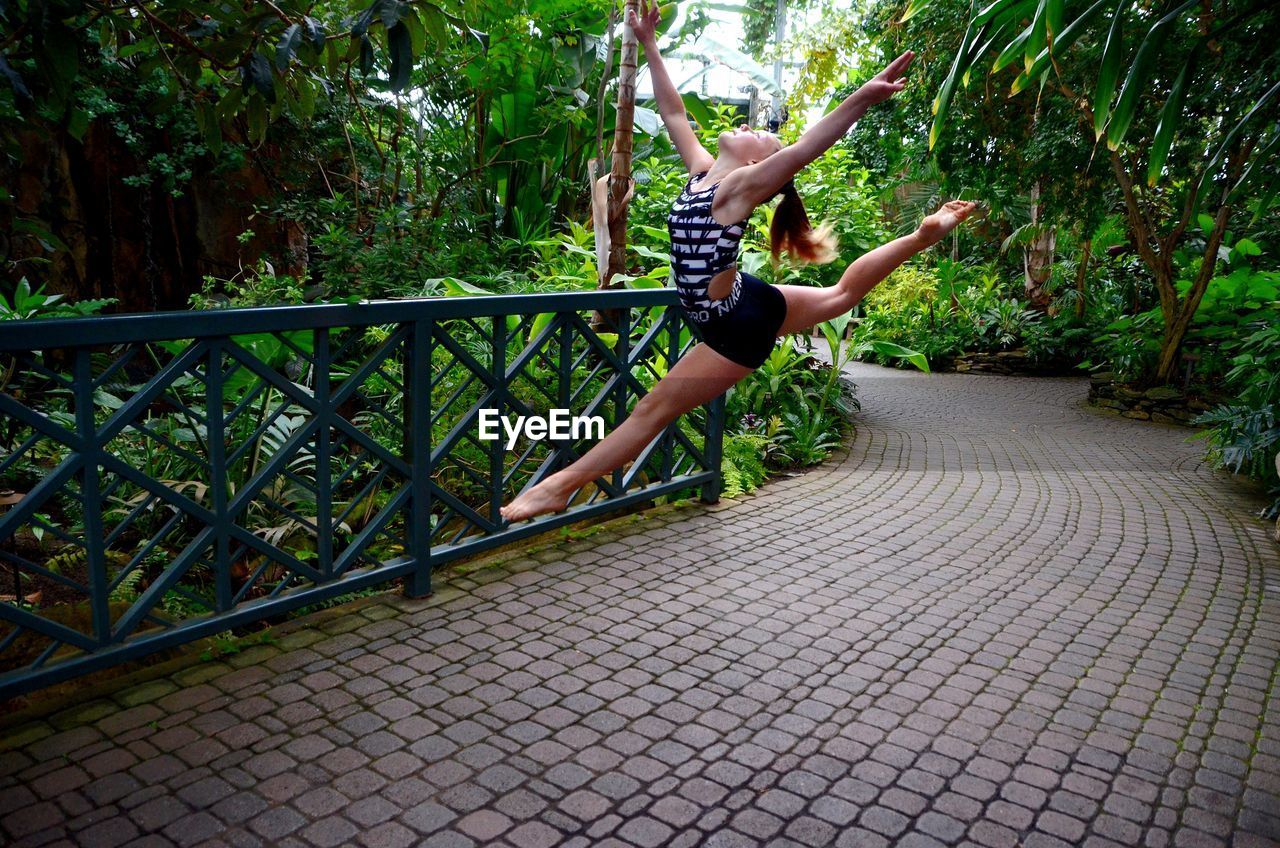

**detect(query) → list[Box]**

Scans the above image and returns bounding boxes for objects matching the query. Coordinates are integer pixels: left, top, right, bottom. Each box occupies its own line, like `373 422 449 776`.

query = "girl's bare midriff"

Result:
707 267 737 302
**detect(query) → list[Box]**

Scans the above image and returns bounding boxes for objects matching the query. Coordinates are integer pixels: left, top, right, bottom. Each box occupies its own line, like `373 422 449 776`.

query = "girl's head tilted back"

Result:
715 124 838 267
717 124 783 165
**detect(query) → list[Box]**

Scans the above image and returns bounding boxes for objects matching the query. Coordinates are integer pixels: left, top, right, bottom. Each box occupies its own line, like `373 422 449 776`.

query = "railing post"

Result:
314 329 333 580
491 315 507 527
404 319 433 598
700 384 725 505
558 312 571 476
612 306 631 493
74 349 109 646
207 340 231 612
661 307 677 482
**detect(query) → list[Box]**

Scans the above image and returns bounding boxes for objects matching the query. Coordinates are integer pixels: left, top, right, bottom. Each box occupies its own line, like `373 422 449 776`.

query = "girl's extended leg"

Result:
774 200 977 336
499 342 754 522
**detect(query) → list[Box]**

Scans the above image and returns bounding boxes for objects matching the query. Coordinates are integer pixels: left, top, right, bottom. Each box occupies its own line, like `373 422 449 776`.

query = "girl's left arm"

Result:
731 50 915 206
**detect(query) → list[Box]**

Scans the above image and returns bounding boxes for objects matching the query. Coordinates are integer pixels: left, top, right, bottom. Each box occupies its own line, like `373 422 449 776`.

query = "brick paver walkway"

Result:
2 364 1279 848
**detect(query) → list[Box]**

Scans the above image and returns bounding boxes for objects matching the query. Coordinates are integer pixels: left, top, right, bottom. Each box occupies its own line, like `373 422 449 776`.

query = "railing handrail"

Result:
0 289 679 350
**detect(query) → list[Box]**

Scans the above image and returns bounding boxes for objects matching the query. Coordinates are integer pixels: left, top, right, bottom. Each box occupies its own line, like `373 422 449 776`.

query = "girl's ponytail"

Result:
769 179 838 265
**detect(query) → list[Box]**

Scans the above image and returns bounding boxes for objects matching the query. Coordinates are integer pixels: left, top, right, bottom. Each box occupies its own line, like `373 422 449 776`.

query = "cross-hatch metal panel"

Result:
0 293 726 698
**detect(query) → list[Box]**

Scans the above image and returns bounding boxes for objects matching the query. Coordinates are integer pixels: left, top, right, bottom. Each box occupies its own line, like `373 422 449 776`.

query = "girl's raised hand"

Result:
626 0 661 46
855 50 915 107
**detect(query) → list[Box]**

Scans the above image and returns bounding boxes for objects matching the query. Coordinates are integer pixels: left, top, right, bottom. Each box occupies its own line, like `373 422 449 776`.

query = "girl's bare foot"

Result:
499 475 574 523
916 200 978 246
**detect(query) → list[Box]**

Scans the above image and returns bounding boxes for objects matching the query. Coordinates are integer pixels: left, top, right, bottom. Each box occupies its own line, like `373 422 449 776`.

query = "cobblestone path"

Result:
2 365 1278 848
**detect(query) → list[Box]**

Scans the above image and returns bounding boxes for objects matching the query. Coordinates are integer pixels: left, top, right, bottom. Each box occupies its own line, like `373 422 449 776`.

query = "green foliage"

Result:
850 260 1056 366
720 433 771 498
979 298 1042 350
861 266 940 311
1193 304 1280 519
0 279 115 320
776 407 845 466
910 0 1277 391
850 0 1105 245
470 2 614 237
190 258 310 310
1021 315 1098 366
0 0 636 303
0 0 474 144
1085 250 1280 384
108 564 147 606
933 0 1278 201
722 314 872 473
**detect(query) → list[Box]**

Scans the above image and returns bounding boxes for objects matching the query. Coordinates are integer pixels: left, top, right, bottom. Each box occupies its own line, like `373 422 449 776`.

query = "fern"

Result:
721 434 770 499
109 566 146 604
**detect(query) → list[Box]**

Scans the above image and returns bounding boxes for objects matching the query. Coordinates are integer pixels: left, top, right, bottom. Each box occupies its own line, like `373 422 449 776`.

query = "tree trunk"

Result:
1108 149 1237 385
593 0 640 334
1022 181 1055 309
4 118 290 312
1073 238 1090 320
605 0 640 286
1152 204 1231 383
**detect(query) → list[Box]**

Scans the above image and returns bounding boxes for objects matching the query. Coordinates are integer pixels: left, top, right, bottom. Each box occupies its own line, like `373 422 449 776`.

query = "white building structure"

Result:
631 2 807 131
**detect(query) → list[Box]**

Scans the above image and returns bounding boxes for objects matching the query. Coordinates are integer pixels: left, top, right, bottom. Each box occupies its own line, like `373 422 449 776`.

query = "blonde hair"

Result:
770 179 838 264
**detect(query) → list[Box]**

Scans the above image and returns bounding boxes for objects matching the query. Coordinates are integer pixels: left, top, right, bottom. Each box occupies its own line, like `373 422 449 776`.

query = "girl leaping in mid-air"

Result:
500 0 976 522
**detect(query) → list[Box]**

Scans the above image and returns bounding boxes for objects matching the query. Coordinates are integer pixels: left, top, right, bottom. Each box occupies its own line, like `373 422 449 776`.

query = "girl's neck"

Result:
700 158 742 184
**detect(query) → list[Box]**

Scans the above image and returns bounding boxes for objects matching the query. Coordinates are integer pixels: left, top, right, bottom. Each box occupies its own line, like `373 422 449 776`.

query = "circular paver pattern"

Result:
1 363 1278 848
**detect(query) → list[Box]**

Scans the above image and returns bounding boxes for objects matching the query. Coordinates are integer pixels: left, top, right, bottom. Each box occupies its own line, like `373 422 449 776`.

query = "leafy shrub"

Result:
724 335 857 472
861 266 940 311
1022 315 1098 365
1085 261 1280 386
1193 304 1280 519
977 297 1043 350
848 257 1063 367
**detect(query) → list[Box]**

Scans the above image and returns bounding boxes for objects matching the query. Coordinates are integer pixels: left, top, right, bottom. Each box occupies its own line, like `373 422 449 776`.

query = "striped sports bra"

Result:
667 171 750 321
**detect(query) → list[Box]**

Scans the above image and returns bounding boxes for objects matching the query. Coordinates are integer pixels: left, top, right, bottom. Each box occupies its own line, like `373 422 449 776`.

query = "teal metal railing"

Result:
0 291 724 698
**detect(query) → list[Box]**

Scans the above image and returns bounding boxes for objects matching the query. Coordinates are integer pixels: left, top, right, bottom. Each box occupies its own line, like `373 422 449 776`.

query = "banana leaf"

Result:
1146 47 1198 186
864 339 931 373
1093 0 1124 141
899 0 936 24
1106 0 1197 150
1024 0 1048 71
1201 79 1280 197
1016 0 1111 83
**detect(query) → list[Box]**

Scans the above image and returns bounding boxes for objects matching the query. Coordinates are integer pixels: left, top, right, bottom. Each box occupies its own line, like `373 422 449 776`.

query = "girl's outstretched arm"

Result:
729 51 916 206
628 0 715 175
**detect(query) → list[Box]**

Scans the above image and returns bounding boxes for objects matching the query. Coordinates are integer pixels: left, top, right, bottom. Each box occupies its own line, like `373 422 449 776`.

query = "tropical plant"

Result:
0 279 115 321
1084 249 1280 384
1193 304 1280 519
731 342 818 419
924 0 1280 383
980 298 1042 349
0 0 472 147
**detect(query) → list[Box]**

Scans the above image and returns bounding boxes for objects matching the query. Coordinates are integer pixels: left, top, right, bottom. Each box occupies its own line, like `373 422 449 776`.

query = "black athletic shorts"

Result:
687 271 789 369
